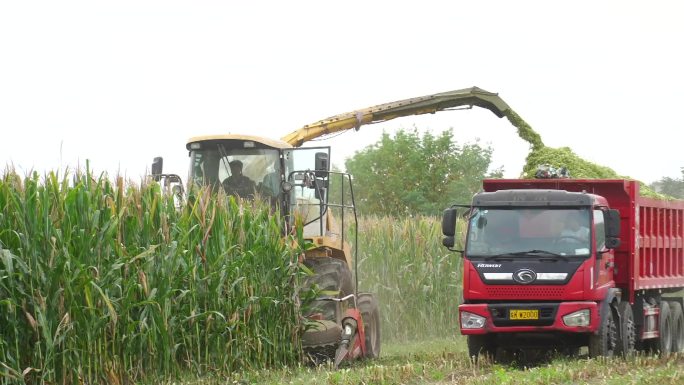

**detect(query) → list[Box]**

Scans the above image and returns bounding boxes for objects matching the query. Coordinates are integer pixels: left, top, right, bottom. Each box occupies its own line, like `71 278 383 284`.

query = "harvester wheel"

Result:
301 257 354 363
358 293 381 359
302 257 354 322
667 301 683 353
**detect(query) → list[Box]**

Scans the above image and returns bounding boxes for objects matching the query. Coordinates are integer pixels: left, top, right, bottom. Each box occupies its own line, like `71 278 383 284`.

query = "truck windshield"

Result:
188 146 281 199
466 208 591 258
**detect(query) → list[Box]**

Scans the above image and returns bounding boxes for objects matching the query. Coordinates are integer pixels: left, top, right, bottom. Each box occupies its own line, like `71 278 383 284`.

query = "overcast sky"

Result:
1 1 682 185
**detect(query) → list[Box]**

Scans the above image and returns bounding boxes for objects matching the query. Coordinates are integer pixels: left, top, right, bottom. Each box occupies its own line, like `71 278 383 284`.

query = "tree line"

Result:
341 128 684 217
344 127 501 217
649 167 684 199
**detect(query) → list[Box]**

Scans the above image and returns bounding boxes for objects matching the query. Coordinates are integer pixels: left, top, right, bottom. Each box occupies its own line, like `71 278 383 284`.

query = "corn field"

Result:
355 216 464 342
0 169 304 384
0 167 467 384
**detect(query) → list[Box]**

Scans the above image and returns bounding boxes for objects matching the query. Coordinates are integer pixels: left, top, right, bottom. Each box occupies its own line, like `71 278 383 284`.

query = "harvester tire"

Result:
301 257 354 363
358 293 381 359
667 301 683 353
302 257 354 323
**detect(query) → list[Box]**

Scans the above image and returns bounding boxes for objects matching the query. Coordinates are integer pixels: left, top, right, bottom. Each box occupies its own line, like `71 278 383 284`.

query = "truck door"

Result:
594 209 615 288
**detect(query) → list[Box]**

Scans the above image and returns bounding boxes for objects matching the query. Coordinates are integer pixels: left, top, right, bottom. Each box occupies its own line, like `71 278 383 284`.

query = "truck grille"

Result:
486 286 566 299
489 304 558 327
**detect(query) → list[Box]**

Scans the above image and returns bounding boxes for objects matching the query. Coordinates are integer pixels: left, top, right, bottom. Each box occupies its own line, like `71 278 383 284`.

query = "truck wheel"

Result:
358 293 381 359
656 301 673 355
561 347 580 358
496 348 518 365
616 301 636 356
467 334 496 362
589 305 617 358
667 301 683 353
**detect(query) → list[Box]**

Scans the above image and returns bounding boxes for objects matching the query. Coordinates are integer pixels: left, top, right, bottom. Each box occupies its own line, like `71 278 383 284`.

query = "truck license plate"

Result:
509 309 539 320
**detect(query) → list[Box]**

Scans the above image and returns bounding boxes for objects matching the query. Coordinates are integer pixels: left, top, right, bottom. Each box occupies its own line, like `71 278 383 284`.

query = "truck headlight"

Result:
563 309 590 327
461 311 486 329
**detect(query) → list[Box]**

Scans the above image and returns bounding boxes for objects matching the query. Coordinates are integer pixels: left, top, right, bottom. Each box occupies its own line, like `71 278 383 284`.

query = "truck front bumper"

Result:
459 301 599 335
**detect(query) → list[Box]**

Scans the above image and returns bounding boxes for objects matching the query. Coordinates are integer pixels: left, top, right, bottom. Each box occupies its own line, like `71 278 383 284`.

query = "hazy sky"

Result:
1 1 682 185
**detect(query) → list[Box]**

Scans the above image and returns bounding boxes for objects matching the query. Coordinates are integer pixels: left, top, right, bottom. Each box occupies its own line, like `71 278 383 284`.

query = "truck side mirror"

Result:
151 157 164 181
314 152 329 178
442 208 457 237
442 205 469 252
604 209 621 249
442 208 457 248
605 237 620 249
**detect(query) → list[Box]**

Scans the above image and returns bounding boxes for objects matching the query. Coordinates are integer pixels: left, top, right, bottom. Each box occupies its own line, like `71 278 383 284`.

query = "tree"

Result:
650 167 684 199
345 128 502 216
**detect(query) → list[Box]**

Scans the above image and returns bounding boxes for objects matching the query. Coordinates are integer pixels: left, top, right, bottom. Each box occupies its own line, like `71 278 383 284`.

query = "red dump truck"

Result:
442 178 684 359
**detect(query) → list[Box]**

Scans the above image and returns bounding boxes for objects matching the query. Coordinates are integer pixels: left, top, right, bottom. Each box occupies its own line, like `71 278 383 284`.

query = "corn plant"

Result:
355 215 464 342
0 168 305 385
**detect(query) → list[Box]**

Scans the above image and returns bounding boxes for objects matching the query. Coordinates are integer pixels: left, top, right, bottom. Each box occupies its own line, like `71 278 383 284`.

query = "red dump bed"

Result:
482 179 684 299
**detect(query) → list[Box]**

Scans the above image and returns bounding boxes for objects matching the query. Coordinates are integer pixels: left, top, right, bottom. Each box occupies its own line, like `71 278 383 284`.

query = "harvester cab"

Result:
181 135 346 246
184 135 290 201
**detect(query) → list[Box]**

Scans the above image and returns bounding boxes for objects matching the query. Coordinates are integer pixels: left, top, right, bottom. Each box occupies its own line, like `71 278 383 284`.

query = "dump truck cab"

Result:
455 189 621 340
464 190 604 263
442 178 627 359
444 177 684 360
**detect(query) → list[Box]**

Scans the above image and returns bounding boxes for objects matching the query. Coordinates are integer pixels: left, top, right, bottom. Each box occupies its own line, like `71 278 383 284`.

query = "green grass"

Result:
174 339 684 385
172 337 468 385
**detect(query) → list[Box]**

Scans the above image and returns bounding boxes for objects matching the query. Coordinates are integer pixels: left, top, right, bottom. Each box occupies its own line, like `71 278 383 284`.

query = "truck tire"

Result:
616 301 636 356
589 305 617 358
467 334 496 362
358 293 381 359
496 348 518 365
656 301 673 355
301 257 354 362
668 301 683 353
